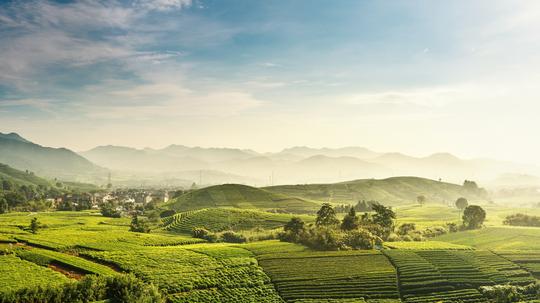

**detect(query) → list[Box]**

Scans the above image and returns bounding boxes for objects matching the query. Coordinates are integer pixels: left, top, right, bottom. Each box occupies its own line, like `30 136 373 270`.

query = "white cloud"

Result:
136 0 192 12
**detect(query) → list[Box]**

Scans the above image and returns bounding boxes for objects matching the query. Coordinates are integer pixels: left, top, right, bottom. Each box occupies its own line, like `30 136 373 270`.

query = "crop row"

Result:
165 208 293 233
84 244 280 301
0 255 69 293
257 251 399 302
16 247 117 276
168 285 283 303
496 251 540 278
403 289 487 303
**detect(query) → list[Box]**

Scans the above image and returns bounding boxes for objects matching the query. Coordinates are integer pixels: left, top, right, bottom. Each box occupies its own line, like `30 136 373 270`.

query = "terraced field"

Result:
16 247 117 276
384 249 538 303
497 251 540 278
0 254 69 293
165 184 318 213
85 243 283 302
247 242 399 302
164 208 312 233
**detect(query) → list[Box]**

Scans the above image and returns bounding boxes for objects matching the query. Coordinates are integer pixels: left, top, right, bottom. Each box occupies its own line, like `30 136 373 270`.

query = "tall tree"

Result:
284 217 305 235
455 197 469 210
341 207 359 230
316 203 339 226
417 195 426 206
371 204 396 229
462 205 486 229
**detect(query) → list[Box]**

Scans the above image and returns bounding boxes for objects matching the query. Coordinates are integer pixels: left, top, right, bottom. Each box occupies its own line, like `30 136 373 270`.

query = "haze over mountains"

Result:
1 131 540 188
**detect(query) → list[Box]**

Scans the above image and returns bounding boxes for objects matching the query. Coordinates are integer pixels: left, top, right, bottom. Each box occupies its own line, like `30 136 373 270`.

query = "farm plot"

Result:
452 250 536 286
0 254 69 294
382 250 456 298
164 208 307 233
415 250 499 288
384 249 537 303
496 251 540 278
256 250 400 302
384 241 472 250
16 247 117 276
84 244 282 302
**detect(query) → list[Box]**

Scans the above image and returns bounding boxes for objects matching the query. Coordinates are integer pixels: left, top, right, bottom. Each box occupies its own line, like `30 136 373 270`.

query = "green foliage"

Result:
463 205 486 229
316 203 339 226
163 208 308 234
503 213 540 227
340 207 359 231
130 214 150 233
256 250 399 301
100 202 121 218
456 197 469 210
0 273 163 303
16 247 117 276
0 198 7 214
435 226 540 250
29 217 40 234
371 204 396 229
220 231 247 243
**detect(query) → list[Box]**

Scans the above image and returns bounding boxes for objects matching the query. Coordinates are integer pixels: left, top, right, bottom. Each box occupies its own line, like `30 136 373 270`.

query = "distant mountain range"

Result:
0 132 105 181
82 144 540 186
2 131 540 188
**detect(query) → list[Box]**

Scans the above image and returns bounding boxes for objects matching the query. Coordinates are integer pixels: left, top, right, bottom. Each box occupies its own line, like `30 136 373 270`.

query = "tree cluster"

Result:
0 273 163 303
279 203 399 250
503 213 540 227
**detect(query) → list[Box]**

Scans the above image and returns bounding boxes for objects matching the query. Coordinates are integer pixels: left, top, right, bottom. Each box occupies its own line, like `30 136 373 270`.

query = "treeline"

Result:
0 178 98 213
279 203 487 250
0 273 163 303
504 213 540 227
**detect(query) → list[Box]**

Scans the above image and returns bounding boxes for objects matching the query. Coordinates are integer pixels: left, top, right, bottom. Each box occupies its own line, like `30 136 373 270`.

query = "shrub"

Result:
423 226 447 238
192 227 210 239
220 231 247 243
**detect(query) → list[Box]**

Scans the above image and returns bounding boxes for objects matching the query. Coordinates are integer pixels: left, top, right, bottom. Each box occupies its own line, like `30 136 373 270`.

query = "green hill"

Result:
164 184 319 213
0 163 53 187
264 176 489 206
0 162 99 193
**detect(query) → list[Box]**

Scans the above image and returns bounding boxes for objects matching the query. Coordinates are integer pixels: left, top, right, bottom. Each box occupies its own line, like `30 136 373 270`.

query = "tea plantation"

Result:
0 211 539 302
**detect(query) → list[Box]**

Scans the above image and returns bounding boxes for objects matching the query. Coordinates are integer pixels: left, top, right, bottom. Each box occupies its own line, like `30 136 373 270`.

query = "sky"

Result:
1 0 540 163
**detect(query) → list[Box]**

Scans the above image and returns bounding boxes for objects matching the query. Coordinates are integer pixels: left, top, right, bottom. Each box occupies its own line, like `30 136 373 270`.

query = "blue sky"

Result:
1 0 540 164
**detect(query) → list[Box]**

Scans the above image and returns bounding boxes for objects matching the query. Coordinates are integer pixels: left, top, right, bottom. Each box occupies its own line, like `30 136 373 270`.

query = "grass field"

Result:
1 209 540 302
165 184 319 213
435 226 540 250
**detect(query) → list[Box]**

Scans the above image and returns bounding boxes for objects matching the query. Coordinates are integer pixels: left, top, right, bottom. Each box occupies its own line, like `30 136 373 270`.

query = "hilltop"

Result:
0 163 53 187
264 176 489 206
0 132 105 181
164 183 319 213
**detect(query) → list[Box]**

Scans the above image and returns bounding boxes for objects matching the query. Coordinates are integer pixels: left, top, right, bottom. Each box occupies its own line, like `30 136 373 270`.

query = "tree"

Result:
341 207 359 230
2 179 13 191
455 197 469 210
0 197 8 214
284 217 305 235
463 180 479 191
417 195 426 206
29 217 40 234
129 214 150 233
315 203 339 226
462 205 486 229
100 202 121 218
397 223 416 236
371 204 396 229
